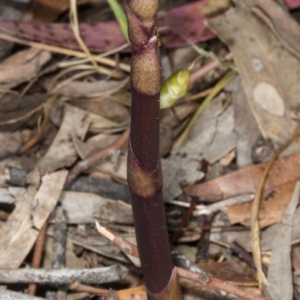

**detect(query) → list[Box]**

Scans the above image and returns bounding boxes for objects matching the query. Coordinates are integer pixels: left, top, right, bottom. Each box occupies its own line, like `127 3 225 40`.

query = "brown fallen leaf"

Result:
50 77 129 98
72 98 130 125
185 152 300 227
0 48 51 89
199 260 256 284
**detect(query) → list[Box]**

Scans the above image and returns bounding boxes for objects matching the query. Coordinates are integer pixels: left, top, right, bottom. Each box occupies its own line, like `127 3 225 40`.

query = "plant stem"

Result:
125 0 182 298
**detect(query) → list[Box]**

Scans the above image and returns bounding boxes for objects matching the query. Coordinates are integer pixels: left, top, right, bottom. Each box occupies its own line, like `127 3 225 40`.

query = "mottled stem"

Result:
125 0 182 299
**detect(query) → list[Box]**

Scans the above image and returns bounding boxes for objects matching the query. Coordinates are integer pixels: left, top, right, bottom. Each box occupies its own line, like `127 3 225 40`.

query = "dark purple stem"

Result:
125 0 182 298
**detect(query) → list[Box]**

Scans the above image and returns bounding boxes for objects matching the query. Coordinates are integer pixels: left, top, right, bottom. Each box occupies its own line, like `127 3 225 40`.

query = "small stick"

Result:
196 215 214 263
67 128 130 183
69 281 109 297
27 222 48 296
0 266 128 285
95 221 139 258
52 206 67 270
171 195 198 243
193 194 254 216
46 206 68 300
69 282 147 299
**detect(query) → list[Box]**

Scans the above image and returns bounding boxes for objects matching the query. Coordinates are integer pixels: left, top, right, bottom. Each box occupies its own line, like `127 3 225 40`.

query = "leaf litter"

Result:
1 0 300 299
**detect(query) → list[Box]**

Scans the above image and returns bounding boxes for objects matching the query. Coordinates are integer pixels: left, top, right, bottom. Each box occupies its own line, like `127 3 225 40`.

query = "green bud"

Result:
160 69 190 109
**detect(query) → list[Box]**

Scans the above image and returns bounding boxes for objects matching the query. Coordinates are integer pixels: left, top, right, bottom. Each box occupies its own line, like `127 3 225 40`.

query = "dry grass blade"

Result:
27 223 48 296
0 32 130 73
69 0 102 72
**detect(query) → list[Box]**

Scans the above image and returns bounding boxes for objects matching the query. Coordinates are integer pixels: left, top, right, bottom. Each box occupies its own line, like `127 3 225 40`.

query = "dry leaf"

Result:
37 104 91 175
185 152 300 227
0 93 47 129
208 0 300 156
163 93 235 201
0 48 51 89
53 78 129 98
72 98 130 125
90 152 128 181
0 170 68 268
199 260 256 283
0 187 26 205
68 231 128 263
54 191 133 224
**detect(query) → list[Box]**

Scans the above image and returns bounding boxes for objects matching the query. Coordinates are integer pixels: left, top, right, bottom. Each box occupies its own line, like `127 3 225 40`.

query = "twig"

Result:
46 206 68 300
95 221 139 257
251 127 300 290
167 194 254 215
95 222 268 299
67 128 130 183
69 282 147 299
52 206 67 269
69 282 109 297
0 266 128 284
193 194 254 216
196 215 214 263
171 195 198 243
27 222 48 296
